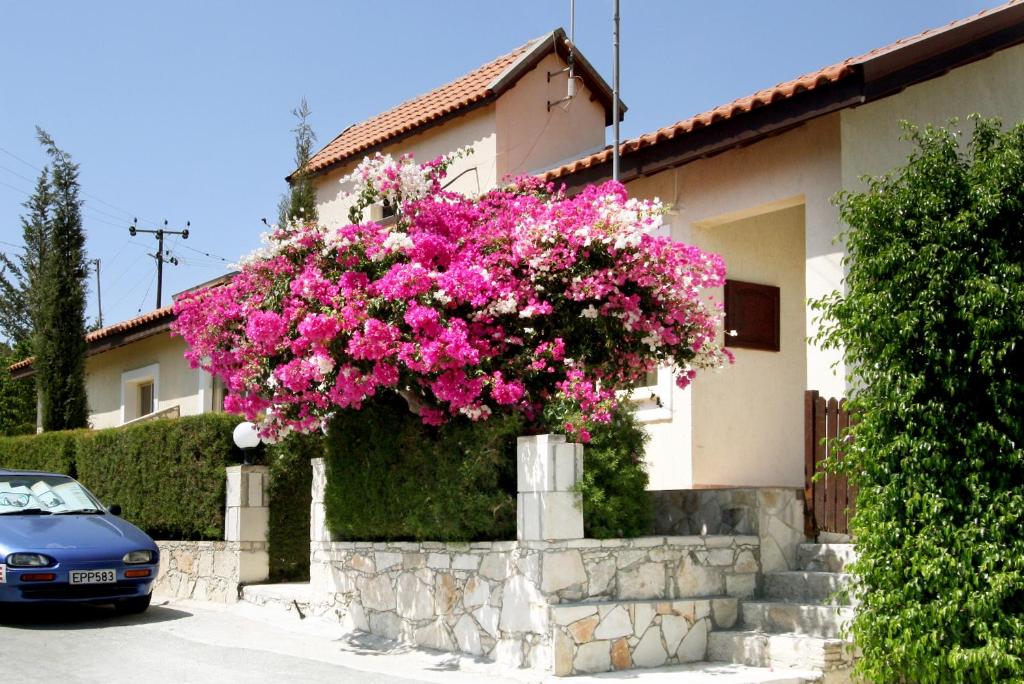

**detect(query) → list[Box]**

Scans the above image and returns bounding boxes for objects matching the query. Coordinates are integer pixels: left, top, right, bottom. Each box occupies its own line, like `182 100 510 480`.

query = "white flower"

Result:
382 231 414 253
581 305 599 319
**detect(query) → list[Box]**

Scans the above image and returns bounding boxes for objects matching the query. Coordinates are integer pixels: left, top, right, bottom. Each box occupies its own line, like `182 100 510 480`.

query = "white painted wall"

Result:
85 334 207 429
314 106 499 228
841 43 1024 191
495 52 606 178
623 115 843 488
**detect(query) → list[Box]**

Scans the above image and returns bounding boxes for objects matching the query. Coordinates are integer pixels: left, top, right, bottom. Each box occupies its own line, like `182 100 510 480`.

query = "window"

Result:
120 363 160 425
724 279 780 352
623 367 674 423
138 382 154 417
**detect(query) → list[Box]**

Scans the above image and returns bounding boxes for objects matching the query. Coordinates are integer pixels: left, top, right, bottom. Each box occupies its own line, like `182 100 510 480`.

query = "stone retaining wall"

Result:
552 597 737 675
309 535 759 669
154 540 268 603
651 487 806 572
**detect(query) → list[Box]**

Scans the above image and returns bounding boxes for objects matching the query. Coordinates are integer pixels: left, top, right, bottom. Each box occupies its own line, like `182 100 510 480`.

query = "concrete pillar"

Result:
224 464 269 584
516 434 584 541
309 457 330 543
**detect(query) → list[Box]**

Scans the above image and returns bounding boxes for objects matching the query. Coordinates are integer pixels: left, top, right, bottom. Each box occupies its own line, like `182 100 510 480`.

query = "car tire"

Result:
115 593 152 615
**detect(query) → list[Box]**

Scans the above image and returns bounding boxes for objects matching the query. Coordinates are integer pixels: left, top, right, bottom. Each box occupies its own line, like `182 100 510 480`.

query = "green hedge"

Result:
812 119 1024 682
323 394 652 542
0 429 82 475
0 413 242 540
324 395 522 541
267 433 319 582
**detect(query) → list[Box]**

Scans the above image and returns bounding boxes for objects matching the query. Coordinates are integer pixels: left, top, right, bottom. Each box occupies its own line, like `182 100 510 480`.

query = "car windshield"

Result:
0 474 103 515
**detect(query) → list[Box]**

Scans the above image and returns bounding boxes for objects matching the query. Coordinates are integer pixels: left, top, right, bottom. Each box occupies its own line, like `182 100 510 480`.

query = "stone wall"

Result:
651 487 806 572
309 535 759 670
154 540 269 603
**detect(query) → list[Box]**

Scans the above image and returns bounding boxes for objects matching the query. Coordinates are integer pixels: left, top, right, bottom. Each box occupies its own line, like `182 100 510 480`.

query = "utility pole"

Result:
90 258 103 327
129 219 190 308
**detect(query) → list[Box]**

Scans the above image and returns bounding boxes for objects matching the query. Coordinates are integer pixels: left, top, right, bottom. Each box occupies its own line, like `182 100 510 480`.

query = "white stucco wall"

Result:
841 43 1024 191
85 333 207 429
495 52 606 178
314 106 499 228
689 205 807 488
623 116 843 488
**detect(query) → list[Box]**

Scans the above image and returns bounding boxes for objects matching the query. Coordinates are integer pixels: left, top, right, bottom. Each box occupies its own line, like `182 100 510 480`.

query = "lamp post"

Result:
232 421 262 465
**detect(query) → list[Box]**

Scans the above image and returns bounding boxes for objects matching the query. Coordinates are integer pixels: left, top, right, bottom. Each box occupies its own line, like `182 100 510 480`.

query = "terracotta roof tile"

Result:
305 39 534 176
8 305 175 373
542 1 1022 181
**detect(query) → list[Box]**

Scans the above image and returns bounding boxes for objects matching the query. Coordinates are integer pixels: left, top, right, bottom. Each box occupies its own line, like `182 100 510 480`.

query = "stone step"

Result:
740 602 853 639
239 582 312 619
707 629 854 673
797 544 856 573
763 572 855 605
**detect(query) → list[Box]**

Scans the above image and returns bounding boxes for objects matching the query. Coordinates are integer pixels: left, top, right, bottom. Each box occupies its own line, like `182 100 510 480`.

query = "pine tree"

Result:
34 127 89 430
277 98 319 227
0 168 52 346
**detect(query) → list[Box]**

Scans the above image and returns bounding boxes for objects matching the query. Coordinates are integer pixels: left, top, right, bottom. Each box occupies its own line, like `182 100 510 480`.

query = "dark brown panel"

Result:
724 280 780 352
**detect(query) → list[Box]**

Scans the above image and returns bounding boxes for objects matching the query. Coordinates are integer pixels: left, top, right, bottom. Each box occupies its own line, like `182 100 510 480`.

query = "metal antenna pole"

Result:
91 258 103 327
612 0 621 182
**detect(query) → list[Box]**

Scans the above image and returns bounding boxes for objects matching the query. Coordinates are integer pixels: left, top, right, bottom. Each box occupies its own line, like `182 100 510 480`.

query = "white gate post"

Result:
516 434 584 541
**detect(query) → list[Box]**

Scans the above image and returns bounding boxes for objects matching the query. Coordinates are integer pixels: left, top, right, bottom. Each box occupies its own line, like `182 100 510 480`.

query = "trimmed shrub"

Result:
812 118 1024 682
0 429 81 475
0 414 242 540
266 432 320 581
323 394 652 542
75 414 242 540
324 394 522 542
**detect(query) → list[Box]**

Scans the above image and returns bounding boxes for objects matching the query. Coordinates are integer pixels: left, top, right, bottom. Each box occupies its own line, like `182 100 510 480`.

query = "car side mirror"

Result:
108 504 122 516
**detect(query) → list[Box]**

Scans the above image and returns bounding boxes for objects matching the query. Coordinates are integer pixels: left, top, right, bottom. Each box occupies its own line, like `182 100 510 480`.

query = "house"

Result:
11 4 1024 500
303 28 620 226
537 1 1024 491
9 277 231 430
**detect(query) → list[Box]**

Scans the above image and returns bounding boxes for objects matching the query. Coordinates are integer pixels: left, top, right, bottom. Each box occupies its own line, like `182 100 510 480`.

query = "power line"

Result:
177 242 230 263
0 144 155 224
0 177 128 229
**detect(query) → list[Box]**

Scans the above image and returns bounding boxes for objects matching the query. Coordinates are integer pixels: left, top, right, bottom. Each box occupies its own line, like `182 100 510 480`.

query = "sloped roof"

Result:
300 28 622 179
543 0 1024 183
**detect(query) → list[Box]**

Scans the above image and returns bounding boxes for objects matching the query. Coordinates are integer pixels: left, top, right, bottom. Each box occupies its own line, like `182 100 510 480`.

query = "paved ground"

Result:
0 596 814 683
0 597 531 684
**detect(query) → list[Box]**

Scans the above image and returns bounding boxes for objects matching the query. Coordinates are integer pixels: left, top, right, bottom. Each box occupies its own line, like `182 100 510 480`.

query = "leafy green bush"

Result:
324 395 522 541
0 414 242 540
266 432 320 581
572 409 652 538
324 394 652 542
813 118 1024 682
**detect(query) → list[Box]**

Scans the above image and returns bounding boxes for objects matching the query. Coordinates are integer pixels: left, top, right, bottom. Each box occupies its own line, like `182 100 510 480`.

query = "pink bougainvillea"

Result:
173 152 731 442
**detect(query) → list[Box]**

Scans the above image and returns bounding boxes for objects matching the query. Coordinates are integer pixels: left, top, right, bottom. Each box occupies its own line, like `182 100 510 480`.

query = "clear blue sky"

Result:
0 0 996 329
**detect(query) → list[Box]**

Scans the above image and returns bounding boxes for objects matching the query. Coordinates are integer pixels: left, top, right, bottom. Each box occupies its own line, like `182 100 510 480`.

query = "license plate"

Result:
69 569 116 585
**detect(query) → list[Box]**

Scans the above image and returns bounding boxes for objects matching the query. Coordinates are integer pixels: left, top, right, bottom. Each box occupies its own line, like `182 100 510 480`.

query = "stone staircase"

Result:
707 544 857 682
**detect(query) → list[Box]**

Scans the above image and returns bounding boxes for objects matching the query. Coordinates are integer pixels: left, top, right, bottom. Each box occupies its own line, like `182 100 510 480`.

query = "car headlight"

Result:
122 550 154 564
6 553 55 567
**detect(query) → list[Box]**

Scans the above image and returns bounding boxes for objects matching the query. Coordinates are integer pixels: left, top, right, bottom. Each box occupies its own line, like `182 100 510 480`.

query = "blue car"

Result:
0 469 159 614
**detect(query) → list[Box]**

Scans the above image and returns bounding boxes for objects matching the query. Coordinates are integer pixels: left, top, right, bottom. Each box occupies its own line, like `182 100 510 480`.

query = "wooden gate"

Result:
804 390 856 538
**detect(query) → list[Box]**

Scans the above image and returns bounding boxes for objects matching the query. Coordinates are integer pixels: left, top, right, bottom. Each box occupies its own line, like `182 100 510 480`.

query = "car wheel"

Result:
115 593 152 615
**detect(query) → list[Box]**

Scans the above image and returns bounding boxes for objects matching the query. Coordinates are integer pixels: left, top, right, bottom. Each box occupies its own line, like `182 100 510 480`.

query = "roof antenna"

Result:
547 1 578 111
612 0 621 182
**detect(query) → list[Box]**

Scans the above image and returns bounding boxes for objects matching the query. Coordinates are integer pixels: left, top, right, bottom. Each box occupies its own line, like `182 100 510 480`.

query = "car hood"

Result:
0 514 156 557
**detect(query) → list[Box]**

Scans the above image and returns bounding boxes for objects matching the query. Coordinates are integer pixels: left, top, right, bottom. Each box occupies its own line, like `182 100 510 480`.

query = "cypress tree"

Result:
34 128 88 430
277 98 319 227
